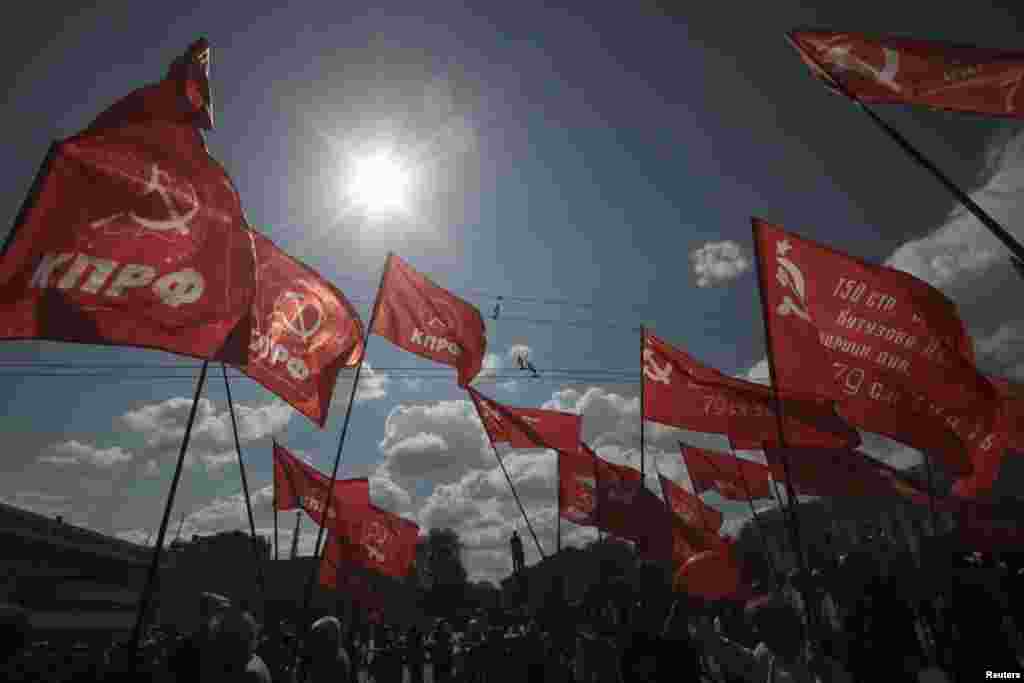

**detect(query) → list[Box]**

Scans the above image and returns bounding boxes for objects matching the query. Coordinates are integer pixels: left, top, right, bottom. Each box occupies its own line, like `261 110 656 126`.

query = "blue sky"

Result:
3 2 1024 582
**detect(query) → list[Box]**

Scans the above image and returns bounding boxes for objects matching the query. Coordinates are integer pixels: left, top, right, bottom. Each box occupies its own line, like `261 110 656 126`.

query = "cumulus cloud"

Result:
38 440 133 467
334 361 390 405
690 240 750 288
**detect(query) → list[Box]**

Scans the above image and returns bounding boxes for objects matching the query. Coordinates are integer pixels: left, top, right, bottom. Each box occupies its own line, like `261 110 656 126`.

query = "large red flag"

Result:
319 534 388 611
331 504 420 579
989 376 1024 452
558 448 598 526
222 232 364 427
643 331 859 449
272 442 370 528
0 39 255 363
585 444 641 535
680 445 774 501
468 387 583 454
788 30 1024 119
753 218 1001 478
372 254 486 386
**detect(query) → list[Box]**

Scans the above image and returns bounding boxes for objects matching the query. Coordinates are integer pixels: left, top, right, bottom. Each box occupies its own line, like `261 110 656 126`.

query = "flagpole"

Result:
788 36 1024 269
1 142 58 260
274 503 279 562
640 326 646 480
750 220 816 640
921 452 941 538
222 363 267 617
557 454 562 556
470 393 548 560
130 360 209 655
291 511 302 560
293 253 389 669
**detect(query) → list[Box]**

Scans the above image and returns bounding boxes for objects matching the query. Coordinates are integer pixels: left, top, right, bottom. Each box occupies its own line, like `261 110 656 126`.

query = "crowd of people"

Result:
2 541 1024 682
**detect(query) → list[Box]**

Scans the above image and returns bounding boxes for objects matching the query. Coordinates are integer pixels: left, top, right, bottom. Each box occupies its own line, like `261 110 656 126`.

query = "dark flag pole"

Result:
273 502 279 561
640 326 646 480
1 142 58 260
221 363 268 616
292 254 389 671
130 360 210 655
787 35 1024 271
556 454 562 555
750 223 817 641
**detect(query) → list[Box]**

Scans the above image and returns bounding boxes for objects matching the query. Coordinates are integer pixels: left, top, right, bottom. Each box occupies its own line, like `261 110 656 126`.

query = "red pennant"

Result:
753 218 1001 478
789 30 1024 119
468 387 583 454
331 504 420 579
0 40 254 363
272 442 370 528
222 232 364 427
558 448 599 526
372 254 486 386
643 331 860 449
680 446 774 501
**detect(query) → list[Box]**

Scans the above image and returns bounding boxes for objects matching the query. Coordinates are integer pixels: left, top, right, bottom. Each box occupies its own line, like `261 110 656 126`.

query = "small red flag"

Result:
372 254 486 386
558 448 599 526
222 232 364 427
643 331 859 448
468 387 583 454
753 218 1001 478
0 39 255 363
658 472 724 534
680 445 774 501
331 504 420 579
272 442 370 528
788 30 1024 119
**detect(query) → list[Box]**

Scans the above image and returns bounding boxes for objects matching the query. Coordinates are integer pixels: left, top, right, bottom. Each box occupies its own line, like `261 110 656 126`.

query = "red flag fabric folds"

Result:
658 473 725 534
318 535 388 613
222 231 364 427
680 445 774 501
788 30 1024 120
468 387 583 454
0 39 255 363
990 376 1024 452
272 442 370 528
643 331 859 449
753 218 1001 478
372 254 486 386
763 447 931 504
558 448 598 526
331 504 420 579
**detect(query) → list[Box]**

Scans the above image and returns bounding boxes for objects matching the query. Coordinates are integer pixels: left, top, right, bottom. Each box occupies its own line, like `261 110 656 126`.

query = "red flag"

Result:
953 498 1024 550
990 376 1024 452
584 444 642 537
319 534 387 611
753 218 1001 478
658 473 724 534
680 445 774 501
272 442 370 528
763 447 932 503
788 30 1024 119
0 39 255 363
372 254 486 386
558 448 598 526
332 504 420 579
222 232 364 427
468 387 583 454
643 331 859 449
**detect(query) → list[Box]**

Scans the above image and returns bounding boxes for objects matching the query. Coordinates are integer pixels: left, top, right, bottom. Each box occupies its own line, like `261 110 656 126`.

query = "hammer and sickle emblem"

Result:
364 522 390 563
643 349 673 386
276 291 324 343
90 164 200 237
777 296 812 321
825 43 902 92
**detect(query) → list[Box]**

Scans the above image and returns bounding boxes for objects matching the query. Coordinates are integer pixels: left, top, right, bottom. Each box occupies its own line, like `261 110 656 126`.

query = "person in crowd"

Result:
405 625 425 683
0 603 31 681
431 620 454 683
302 616 352 683
659 600 702 681
168 591 231 681
206 608 272 682
510 531 525 575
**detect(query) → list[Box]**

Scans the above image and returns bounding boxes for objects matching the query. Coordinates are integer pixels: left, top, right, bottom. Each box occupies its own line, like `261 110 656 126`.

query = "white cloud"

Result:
38 440 133 467
690 240 750 288
333 362 389 406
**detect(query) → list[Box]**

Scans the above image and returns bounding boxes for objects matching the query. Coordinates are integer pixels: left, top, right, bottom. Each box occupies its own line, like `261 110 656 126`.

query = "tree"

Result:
421 528 468 614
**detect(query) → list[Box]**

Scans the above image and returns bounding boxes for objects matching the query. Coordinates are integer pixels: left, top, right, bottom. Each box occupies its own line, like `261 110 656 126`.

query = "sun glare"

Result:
346 150 413 218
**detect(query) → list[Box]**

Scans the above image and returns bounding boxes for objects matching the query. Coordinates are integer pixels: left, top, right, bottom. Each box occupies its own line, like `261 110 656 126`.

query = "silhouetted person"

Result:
510 531 525 575
431 620 454 683
168 591 230 681
405 625 425 683
206 608 272 682
304 616 352 683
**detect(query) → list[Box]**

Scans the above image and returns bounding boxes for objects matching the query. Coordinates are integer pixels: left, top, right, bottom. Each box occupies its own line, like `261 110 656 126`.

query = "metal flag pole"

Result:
1 142 58 259
640 326 646 480
788 35 1024 270
291 511 302 560
222 363 268 616
469 390 547 560
750 221 817 641
274 501 279 562
556 453 562 555
292 253 390 669
130 360 209 654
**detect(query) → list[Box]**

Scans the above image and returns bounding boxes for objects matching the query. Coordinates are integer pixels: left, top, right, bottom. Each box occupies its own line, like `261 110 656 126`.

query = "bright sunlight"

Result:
345 149 414 218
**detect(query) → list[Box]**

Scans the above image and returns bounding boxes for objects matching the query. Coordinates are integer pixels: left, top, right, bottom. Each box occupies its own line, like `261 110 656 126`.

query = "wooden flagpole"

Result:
295 254 389 641
130 360 209 654
222 363 267 616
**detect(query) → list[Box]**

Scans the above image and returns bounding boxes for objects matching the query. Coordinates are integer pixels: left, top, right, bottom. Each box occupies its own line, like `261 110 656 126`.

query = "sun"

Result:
346 149 414 218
